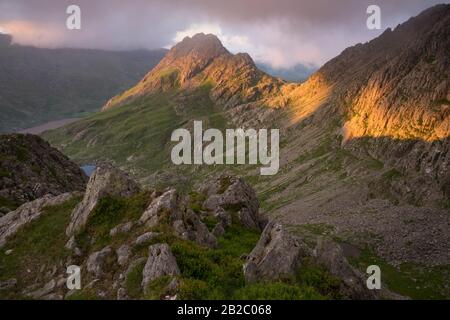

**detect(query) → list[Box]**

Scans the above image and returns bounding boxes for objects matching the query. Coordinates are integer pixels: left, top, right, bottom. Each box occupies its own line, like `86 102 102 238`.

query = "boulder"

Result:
203 176 263 230
140 188 181 227
66 164 141 236
134 232 161 246
110 222 134 237
86 246 113 277
212 223 225 237
116 245 131 266
27 279 56 299
244 221 309 283
117 287 129 300
313 239 379 300
141 243 180 293
0 192 80 248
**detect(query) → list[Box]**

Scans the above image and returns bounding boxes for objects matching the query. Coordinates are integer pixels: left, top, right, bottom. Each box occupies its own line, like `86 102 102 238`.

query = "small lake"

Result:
81 165 96 177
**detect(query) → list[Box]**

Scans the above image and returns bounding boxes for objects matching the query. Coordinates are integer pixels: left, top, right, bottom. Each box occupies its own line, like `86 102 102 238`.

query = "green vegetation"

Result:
0 196 19 210
382 169 403 181
75 192 152 251
124 260 147 299
349 248 450 299
0 196 81 299
44 83 228 190
143 222 339 300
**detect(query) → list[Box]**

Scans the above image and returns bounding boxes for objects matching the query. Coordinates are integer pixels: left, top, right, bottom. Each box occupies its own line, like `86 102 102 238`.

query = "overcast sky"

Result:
0 0 447 68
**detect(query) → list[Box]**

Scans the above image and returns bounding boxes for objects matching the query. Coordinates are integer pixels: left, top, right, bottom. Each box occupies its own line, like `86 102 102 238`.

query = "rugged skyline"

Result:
0 0 448 68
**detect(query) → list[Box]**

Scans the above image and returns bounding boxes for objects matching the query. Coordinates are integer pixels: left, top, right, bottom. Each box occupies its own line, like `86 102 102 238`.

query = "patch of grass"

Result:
366 157 384 170
144 275 173 300
383 169 402 181
232 282 325 300
0 196 19 210
124 260 146 298
75 192 151 251
188 191 206 213
0 195 81 299
349 248 450 299
66 289 102 300
202 216 219 231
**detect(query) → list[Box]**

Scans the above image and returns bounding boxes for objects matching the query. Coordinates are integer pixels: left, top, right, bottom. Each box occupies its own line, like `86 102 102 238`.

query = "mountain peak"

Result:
155 33 230 76
103 32 283 110
173 33 228 57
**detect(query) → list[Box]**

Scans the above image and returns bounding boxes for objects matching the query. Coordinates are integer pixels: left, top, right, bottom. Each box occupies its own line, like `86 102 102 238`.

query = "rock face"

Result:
140 188 181 227
243 221 309 282
141 243 180 293
86 246 113 277
0 134 87 209
173 209 218 248
203 176 264 230
140 189 217 248
0 192 79 247
66 164 141 236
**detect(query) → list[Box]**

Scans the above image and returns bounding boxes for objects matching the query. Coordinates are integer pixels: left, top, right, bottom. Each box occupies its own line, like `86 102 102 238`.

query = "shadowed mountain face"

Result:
44 5 449 270
0 35 167 133
0 134 87 210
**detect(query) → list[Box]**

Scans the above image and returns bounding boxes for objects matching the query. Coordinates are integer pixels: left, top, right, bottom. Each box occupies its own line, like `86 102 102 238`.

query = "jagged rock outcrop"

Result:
140 188 181 227
243 221 310 282
66 164 141 236
140 188 217 248
313 239 379 300
173 209 218 248
0 134 87 209
203 175 264 230
141 243 180 293
0 192 80 248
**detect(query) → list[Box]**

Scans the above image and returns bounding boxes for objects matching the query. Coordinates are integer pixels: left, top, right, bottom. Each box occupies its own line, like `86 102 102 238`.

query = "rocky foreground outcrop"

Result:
0 192 80 248
243 221 407 300
66 164 141 236
0 134 87 210
0 165 408 300
243 221 310 283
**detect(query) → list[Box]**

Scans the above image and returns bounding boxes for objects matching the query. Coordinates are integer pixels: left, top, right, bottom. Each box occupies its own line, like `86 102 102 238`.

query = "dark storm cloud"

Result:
0 0 447 67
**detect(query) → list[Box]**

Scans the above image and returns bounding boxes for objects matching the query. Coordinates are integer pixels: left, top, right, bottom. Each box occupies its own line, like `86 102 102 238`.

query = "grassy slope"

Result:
43 83 228 189
0 196 82 299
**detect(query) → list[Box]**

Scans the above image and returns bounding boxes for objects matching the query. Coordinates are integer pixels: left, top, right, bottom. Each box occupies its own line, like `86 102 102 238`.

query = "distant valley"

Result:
0 33 167 133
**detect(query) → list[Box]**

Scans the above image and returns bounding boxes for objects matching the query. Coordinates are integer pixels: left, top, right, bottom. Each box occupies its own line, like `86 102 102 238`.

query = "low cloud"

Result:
0 0 447 67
